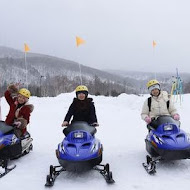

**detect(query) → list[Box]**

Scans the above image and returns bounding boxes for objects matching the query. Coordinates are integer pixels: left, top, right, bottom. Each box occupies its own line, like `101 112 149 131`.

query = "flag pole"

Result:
78 63 82 85
0 75 2 120
0 93 1 120
24 51 28 88
24 43 30 89
76 36 85 85
153 40 157 79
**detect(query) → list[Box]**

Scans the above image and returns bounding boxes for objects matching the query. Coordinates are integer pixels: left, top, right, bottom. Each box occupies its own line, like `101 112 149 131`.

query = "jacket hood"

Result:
24 102 34 112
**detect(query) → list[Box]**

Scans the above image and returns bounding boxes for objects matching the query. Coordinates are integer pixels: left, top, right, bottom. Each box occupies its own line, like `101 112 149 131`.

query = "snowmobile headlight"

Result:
164 125 173 131
74 132 84 138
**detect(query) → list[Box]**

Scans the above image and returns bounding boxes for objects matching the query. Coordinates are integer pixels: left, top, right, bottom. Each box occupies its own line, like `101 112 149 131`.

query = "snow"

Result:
1 93 190 190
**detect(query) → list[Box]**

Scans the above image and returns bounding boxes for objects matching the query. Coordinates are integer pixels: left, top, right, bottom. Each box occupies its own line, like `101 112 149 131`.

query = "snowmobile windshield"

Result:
0 121 14 135
63 121 97 136
150 115 180 129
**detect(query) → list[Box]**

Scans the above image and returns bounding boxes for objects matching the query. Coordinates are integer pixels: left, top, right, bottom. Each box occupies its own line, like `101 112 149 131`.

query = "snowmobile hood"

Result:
150 123 190 150
58 130 101 161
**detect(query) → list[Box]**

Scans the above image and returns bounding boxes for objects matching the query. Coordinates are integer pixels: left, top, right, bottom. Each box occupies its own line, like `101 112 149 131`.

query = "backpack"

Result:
147 97 170 112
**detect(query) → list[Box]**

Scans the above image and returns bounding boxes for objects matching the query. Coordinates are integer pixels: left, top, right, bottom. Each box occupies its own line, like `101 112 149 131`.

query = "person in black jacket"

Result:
62 85 99 127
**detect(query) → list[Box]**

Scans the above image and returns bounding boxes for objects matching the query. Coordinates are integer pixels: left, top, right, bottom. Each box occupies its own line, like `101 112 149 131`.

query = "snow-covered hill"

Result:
1 93 190 190
0 46 125 85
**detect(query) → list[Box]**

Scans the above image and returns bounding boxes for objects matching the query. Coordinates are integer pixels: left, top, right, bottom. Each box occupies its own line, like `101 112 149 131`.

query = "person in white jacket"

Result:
141 79 180 127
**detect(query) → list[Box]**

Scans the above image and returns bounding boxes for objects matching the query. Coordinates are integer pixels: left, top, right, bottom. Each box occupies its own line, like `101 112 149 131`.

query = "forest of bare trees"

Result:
1 46 190 97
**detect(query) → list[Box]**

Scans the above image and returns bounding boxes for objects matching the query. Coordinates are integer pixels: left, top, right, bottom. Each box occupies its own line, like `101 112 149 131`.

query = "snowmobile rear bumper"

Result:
58 154 102 172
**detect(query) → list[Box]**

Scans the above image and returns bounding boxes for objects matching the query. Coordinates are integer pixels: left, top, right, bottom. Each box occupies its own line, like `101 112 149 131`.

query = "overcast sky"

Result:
0 0 190 73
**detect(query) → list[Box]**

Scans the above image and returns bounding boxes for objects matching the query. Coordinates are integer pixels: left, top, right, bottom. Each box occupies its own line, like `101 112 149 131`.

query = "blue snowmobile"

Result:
0 121 33 177
45 121 114 186
143 115 190 174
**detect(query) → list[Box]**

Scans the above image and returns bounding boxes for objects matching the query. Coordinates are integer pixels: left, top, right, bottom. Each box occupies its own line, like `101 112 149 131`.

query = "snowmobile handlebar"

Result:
62 122 99 128
90 123 99 127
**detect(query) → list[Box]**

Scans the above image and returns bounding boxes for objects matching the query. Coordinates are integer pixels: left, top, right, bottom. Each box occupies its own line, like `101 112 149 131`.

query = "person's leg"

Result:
14 128 22 138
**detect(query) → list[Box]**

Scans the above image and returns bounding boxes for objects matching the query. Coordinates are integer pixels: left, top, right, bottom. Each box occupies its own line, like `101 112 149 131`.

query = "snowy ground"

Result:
1 93 190 190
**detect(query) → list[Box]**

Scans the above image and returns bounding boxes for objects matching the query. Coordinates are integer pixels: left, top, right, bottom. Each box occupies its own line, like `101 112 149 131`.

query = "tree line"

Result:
0 74 136 97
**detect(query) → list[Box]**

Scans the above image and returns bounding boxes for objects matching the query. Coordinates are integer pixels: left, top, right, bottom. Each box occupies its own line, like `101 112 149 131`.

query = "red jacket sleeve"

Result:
4 90 15 106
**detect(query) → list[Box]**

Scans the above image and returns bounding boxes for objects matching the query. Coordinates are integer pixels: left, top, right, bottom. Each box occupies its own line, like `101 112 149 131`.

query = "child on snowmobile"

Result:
141 79 180 129
62 85 99 127
4 84 34 137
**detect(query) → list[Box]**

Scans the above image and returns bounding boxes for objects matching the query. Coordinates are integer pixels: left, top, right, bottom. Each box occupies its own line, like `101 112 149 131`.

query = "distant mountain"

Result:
0 46 125 82
106 70 190 94
1 46 189 96
0 46 135 96
106 70 190 81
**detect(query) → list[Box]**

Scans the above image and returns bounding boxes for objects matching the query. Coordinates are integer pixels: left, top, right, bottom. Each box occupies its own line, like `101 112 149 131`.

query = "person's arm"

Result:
141 99 149 120
168 101 178 117
89 102 98 124
64 103 74 123
4 84 18 105
4 90 15 106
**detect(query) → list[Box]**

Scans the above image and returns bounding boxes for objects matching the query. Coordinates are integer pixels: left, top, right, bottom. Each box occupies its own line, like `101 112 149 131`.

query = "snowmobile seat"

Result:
0 121 14 136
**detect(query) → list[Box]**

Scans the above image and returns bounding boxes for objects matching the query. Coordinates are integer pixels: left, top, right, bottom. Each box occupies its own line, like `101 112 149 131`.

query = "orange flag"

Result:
24 43 30 52
152 40 157 48
76 36 85 47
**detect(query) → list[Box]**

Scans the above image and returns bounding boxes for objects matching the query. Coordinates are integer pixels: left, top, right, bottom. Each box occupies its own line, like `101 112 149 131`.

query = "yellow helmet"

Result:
75 85 88 92
146 79 160 89
18 88 31 98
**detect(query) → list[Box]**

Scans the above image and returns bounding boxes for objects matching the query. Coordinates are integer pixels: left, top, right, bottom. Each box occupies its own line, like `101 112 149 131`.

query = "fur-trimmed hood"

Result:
24 102 34 113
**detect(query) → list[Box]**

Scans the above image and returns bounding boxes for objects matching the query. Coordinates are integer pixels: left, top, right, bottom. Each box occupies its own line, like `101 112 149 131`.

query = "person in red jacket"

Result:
4 84 34 137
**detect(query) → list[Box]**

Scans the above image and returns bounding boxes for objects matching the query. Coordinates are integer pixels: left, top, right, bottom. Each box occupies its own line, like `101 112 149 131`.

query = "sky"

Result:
0 0 190 73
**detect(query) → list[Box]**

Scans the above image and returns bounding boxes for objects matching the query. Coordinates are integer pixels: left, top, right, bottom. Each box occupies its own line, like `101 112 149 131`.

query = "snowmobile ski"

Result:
94 163 115 184
45 165 66 187
142 155 161 175
0 160 16 178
